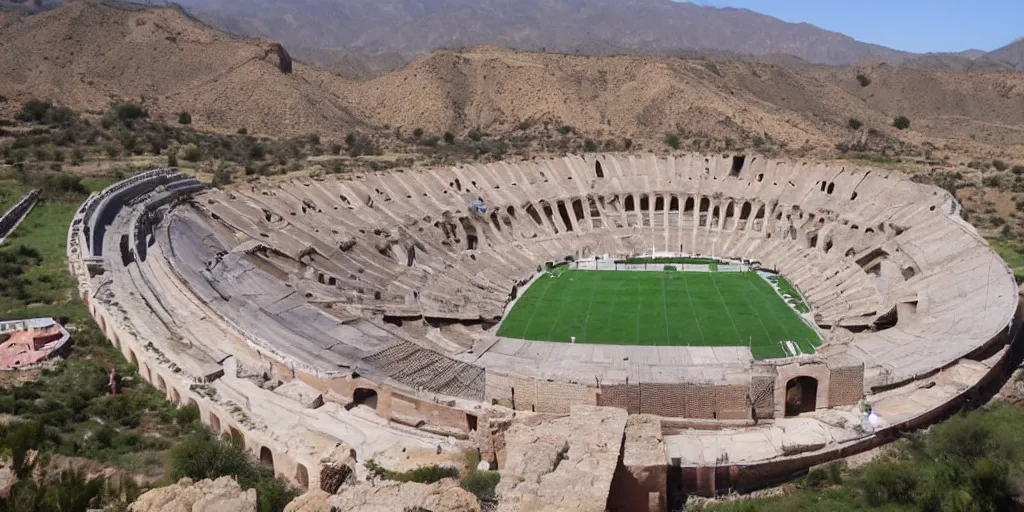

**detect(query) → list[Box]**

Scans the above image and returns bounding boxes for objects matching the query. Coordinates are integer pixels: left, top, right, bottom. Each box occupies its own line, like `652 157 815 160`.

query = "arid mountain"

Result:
987 38 1024 70
0 1 363 135
173 0 915 67
342 47 1024 154
1 1 1023 159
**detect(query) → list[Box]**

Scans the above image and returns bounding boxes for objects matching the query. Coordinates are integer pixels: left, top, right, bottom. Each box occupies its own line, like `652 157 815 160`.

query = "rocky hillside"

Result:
347 47 1024 156
1 1 1023 159
0 1 363 136
988 38 1024 70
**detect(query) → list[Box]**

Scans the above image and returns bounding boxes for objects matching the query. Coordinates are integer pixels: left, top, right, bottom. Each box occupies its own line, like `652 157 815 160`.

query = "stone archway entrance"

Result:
785 376 818 417
351 388 378 410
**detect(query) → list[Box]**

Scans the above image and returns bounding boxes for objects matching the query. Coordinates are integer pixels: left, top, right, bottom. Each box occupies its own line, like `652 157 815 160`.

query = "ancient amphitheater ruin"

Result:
67 154 1021 510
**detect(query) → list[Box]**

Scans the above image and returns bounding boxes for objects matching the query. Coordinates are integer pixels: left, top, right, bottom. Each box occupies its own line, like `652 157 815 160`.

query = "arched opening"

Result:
730 155 745 176
351 388 378 410
595 161 604 178
654 196 665 211
699 197 710 213
572 199 586 223
128 349 138 367
669 196 680 211
142 365 152 384
210 412 222 433
112 334 120 350
525 204 543 225
639 195 650 211
295 464 310 489
785 377 818 417
624 195 635 212
826 183 835 195
156 374 167 393
541 203 559 233
684 197 694 214
739 202 752 220
170 387 181 405
259 446 275 470
188 399 199 409
229 426 245 449
556 201 574 232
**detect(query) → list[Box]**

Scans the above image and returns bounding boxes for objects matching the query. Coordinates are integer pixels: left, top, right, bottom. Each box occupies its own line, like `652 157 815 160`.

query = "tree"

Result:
893 116 911 130
848 118 863 130
16 99 53 123
178 112 192 125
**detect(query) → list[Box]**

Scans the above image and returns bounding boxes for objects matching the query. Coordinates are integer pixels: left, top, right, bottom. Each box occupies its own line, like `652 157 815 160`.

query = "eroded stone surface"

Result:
498 405 627 512
130 477 256 512
286 479 480 512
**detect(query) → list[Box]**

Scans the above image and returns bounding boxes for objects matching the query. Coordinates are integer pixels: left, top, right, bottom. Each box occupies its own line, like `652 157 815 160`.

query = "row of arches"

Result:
90 304 313 490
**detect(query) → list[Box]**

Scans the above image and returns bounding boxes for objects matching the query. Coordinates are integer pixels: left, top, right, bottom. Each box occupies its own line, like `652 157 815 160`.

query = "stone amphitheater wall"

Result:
67 179 319 490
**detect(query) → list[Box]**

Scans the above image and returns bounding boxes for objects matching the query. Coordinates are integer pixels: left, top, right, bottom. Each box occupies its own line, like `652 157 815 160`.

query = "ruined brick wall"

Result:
534 380 594 413
828 364 865 407
715 385 750 420
750 375 775 420
639 383 691 417
598 384 641 414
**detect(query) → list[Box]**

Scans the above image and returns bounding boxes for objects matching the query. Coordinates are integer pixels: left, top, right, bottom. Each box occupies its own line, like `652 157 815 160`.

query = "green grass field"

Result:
497 268 821 359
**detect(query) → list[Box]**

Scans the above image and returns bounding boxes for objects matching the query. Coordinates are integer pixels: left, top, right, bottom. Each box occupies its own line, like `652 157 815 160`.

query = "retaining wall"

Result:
0 189 39 243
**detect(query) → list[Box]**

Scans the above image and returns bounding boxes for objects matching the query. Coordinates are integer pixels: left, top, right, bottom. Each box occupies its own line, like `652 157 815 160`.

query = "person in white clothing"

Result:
571 336 576 344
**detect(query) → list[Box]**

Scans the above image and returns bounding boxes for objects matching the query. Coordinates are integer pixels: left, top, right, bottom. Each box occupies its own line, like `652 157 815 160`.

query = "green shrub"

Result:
182 144 202 162
461 471 500 502
412 128 424 138
365 460 458 484
663 265 677 272
468 128 485 141
982 174 1003 188
665 133 681 150
111 102 148 123
443 132 455 144
16 99 53 123
213 167 233 187
848 118 863 130
1012 165 1024 175
556 125 573 135
178 112 192 125
992 159 1008 171
167 150 178 167
893 116 911 130
237 127 248 135
583 139 599 152
856 74 871 87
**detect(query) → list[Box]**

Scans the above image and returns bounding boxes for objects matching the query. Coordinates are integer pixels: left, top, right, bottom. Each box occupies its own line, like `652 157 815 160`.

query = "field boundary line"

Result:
659 272 672 346
679 272 706 345
580 270 601 342
708 272 744 344
518 271 556 338
736 273 780 357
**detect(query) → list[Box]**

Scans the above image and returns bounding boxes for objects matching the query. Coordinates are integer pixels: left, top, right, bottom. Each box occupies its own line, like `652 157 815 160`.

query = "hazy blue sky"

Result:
687 0 1023 53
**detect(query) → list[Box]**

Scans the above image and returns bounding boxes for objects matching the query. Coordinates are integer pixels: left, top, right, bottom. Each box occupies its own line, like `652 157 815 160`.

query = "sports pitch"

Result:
496 268 821 359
